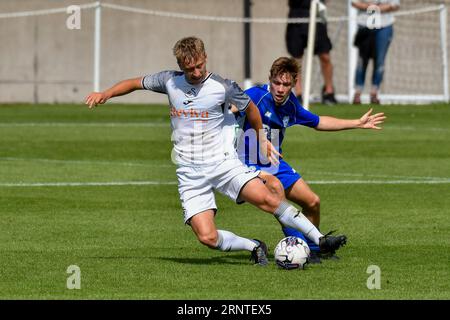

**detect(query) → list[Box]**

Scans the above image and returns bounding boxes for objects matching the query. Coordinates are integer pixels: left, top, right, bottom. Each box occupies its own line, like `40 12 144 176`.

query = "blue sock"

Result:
282 227 320 252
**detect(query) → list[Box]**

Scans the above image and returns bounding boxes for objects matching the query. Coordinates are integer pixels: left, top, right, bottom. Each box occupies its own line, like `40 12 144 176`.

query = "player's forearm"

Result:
315 116 361 131
245 102 264 133
103 78 143 99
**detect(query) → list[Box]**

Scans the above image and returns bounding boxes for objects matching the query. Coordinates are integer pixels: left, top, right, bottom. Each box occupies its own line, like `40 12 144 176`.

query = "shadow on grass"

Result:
84 253 259 266
159 253 254 266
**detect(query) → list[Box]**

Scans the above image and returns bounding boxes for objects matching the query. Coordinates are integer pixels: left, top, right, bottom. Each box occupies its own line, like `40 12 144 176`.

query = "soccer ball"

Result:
274 236 310 270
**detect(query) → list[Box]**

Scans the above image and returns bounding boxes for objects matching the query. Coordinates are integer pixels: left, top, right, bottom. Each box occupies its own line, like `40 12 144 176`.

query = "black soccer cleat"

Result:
319 231 347 255
250 239 269 266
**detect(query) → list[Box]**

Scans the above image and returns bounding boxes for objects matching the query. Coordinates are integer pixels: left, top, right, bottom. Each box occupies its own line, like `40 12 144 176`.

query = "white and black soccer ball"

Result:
274 236 311 270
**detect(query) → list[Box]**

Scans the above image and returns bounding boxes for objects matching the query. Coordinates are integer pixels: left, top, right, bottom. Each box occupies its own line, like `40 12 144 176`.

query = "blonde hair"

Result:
269 57 300 84
173 36 206 66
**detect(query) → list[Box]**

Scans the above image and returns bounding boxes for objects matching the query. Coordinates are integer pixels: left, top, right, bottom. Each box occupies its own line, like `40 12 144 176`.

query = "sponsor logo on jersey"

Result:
170 106 209 119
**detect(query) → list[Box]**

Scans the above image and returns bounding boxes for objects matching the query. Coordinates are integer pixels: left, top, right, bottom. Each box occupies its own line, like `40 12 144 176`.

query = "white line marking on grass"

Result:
0 179 449 187
308 179 450 185
2 158 446 181
0 122 170 127
306 171 449 181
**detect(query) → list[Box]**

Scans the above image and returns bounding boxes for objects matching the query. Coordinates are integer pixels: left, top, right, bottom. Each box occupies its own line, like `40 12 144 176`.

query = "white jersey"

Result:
142 71 250 166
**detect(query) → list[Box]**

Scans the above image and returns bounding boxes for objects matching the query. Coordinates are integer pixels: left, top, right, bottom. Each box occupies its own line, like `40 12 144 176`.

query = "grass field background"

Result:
0 103 449 299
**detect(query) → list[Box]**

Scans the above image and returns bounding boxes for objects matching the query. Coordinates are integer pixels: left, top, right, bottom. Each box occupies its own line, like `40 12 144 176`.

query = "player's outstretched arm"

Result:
315 108 386 131
85 77 143 109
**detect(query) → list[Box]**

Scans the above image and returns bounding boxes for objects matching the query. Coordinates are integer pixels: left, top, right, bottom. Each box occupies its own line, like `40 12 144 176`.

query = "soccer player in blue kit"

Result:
235 57 386 262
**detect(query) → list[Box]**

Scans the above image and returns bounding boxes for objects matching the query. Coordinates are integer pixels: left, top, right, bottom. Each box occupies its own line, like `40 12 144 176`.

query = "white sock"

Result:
274 201 323 245
215 230 258 252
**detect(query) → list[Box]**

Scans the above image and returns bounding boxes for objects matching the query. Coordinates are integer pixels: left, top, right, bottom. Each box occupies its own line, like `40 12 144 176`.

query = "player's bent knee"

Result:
197 232 218 248
265 177 285 199
307 195 320 212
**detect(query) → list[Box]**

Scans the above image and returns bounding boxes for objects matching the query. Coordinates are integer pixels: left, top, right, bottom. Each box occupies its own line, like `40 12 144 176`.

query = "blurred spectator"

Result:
352 0 400 104
285 0 338 105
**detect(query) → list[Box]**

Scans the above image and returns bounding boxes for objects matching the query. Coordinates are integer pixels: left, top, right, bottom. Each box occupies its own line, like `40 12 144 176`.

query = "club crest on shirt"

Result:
283 116 290 127
265 111 272 119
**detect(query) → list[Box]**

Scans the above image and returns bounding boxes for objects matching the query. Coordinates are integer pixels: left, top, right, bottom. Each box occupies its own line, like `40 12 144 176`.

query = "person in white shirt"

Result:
352 0 400 104
85 36 347 268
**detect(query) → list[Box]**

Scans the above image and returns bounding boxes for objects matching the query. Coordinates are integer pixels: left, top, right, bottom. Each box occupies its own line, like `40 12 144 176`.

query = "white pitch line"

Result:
0 179 449 187
1 158 449 182
308 179 450 185
1 158 447 181
305 171 450 181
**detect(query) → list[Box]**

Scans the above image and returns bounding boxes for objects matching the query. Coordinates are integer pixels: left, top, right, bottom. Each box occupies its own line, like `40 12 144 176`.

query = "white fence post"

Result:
347 0 358 104
439 5 449 102
93 1 102 92
303 0 319 110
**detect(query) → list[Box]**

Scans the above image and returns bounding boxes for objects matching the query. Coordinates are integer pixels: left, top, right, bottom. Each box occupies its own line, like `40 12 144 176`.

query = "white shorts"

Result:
176 158 260 224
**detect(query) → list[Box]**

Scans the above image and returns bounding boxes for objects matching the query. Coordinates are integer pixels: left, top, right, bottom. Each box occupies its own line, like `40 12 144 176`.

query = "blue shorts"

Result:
248 159 301 190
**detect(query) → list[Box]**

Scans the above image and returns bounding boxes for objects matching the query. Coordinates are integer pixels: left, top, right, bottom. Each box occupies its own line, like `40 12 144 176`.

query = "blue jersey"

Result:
236 84 319 167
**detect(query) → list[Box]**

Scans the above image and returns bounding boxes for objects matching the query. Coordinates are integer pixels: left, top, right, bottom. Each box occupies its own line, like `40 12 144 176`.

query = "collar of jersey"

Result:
200 72 212 84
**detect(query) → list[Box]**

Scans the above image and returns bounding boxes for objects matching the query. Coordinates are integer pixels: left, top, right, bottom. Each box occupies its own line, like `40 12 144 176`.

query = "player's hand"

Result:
260 139 282 166
359 108 386 130
85 92 109 109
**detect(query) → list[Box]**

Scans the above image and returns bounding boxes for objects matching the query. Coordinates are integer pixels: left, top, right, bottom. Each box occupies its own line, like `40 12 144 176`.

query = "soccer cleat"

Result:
250 239 269 266
319 231 347 255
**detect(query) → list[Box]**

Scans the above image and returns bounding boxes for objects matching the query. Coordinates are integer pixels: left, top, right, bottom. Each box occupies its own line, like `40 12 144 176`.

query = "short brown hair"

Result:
173 36 206 66
269 57 300 83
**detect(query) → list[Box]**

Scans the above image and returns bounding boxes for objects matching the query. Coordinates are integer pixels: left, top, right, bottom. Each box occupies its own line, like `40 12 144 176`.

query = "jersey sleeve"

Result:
293 96 320 128
141 71 175 93
224 79 251 112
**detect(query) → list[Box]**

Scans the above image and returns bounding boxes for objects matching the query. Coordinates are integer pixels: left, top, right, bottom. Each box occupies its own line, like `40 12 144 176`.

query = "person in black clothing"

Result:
286 0 338 105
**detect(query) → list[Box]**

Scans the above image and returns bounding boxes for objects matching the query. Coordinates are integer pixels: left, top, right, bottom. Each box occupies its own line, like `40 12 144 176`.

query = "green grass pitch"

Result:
0 103 449 299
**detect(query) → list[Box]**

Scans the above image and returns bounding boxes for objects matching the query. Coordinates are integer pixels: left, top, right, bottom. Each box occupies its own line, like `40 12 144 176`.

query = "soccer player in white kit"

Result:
85 37 347 267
